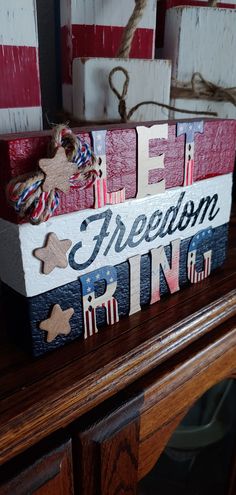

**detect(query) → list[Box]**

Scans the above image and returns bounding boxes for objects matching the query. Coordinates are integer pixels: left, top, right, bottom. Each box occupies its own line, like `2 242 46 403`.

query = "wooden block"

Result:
1 222 230 356
157 0 235 49
163 7 236 119
0 0 42 133
60 0 157 112
72 58 172 122
0 173 232 297
0 120 235 223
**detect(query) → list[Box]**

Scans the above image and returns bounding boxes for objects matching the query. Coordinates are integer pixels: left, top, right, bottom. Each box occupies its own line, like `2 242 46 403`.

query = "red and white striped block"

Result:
0 0 42 134
60 0 157 113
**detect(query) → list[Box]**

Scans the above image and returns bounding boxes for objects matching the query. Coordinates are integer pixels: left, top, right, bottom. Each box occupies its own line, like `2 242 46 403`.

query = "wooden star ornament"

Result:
34 232 72 275
39 147 78 193
39 304 74 343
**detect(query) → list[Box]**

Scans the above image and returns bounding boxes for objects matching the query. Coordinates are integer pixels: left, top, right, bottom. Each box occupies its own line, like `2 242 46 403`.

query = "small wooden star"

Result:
39 147 78 193
39 304 74 343
34 233 72 275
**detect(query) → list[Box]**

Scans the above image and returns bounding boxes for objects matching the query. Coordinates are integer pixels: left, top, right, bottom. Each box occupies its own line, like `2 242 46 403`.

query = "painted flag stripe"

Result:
0 45 41 108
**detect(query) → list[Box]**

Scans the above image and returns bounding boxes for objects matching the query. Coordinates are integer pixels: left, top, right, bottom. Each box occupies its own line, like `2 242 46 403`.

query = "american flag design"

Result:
92 130 126 208
80 266 119 339
187 227 213 284
177 122 204 187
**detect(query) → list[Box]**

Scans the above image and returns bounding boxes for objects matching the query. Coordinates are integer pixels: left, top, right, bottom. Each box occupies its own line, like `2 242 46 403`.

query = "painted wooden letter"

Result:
177 121 204 187
136 124 168 198
150 239 180 304
80 265 119 339
187 228 212 284
129 255 141 316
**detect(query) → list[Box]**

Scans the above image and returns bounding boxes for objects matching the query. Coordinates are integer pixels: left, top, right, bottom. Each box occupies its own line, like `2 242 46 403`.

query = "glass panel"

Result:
138 380 236 495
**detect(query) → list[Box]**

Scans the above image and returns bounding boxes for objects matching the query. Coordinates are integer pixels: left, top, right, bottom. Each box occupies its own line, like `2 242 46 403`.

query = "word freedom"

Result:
69 191 219 270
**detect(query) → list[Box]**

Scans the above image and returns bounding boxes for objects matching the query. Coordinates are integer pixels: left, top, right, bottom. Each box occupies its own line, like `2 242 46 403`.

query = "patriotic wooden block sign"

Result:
0 0 42 133
162 7 236 119
72 58 172 122
0 119 235 356
60 0 157 112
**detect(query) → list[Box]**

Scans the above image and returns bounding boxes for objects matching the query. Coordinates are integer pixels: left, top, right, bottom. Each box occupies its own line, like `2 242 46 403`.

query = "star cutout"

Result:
34 232 72 275
39 304 74 343
39 147 78 194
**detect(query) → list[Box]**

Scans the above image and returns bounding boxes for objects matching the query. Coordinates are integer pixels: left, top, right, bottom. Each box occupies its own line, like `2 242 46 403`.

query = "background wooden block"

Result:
0 120 235 223
72 58 172 122
1 223 229 356
60 0 157 112
0 0 42 133
162 7 236 119
157 0 235 49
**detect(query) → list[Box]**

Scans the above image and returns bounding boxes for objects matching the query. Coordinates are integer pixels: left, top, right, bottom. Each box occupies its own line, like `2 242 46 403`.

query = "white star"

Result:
109 277 113 283
106 270 110 275
197 235 199 239
202 232 205 236
192 242 195 247
87 286 91 292
86 277 91 283
96 273 100 279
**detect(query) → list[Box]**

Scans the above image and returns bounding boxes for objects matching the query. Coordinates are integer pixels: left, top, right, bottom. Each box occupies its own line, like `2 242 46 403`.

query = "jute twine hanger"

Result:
109 0 236 122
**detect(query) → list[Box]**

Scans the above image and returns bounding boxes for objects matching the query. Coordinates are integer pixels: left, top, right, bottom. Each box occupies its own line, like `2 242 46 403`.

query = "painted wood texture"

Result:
0 174 232 297
1 222 230 355
163 7 236 119
60 0 157 112
72 58 171 122
0 120 235 223
0 0 42 133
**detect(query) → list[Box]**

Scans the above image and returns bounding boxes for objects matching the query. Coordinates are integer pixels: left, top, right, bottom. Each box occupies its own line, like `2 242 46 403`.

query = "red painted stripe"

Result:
0 45 41 108
61 25 154 84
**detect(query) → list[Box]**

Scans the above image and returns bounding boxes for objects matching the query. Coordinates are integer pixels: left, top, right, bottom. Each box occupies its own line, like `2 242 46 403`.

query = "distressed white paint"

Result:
163 7 236 119
60 0 157 30
0 107 42 134
0 174 232 298
150 239 180 304
136 125 168 198
0 0 38 46
73 58 172 122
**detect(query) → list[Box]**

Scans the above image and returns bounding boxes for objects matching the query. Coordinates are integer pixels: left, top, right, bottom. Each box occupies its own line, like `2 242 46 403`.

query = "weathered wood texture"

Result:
0 212 235 465
72 58 171 121
157 0 236 49
75 314 236 493
60 0 157 112
0 0 42 133
163 7 236 119
0 439 74 495
0 120 235 223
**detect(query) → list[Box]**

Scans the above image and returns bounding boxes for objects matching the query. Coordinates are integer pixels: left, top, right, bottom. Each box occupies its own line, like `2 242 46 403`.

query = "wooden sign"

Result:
0 0 42 133
0 119 235 356
163 7 236 119
60 0 157 112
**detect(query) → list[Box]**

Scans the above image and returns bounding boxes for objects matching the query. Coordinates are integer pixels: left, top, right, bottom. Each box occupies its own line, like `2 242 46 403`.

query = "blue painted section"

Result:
177 121 204 143
1 223 229 356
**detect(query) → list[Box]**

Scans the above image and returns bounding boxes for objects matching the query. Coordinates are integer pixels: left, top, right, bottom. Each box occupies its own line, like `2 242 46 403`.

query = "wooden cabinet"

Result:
0 440 74 495
75 318 236 494
0 209 235 493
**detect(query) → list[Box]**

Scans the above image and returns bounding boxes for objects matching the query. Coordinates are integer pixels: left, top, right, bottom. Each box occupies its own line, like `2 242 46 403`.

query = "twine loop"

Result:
109 66 218 122
7 125 99 224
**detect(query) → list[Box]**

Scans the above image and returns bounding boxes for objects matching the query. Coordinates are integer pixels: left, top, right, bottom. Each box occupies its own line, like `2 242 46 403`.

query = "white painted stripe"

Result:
69 0 157 29
0 174 232 297
0 0 38 47
0 107 42 134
